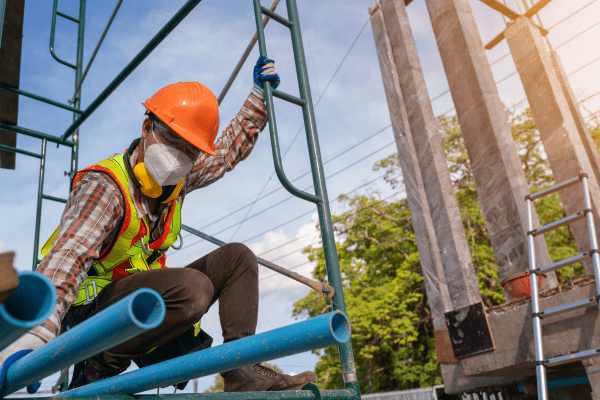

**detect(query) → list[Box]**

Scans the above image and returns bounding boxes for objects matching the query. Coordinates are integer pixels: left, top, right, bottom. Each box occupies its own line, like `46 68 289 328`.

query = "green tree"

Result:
203 363 283 393
294 108 589 393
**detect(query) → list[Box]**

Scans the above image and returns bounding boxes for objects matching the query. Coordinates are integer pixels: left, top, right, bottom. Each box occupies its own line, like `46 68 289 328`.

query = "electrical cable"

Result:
207 141 395 238
256 173 390 257
177 172 389 256
184 124 392 236
228 16 372 241
257 192 400 281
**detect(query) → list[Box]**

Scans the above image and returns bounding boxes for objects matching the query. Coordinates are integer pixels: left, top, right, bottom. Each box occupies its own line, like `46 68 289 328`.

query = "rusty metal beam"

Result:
524 0 553 18
479 0 520 19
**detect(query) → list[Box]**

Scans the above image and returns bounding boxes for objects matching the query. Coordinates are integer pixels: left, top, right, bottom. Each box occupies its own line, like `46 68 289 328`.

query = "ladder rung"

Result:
260 6 293 28
536 252 590 274
538 296 600 319
527 175 583 201
529 211 586 236
56 11 80 24
42 194 68 204
545 348 600 367
272 89 306 106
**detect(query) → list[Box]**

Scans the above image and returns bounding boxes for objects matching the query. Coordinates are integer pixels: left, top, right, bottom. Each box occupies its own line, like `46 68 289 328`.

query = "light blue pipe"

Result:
62 310 351 396
0 288 165 397
0 272 56 352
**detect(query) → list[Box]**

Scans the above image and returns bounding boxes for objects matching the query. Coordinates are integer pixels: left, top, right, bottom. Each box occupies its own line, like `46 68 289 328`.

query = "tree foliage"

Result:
293 109 593 393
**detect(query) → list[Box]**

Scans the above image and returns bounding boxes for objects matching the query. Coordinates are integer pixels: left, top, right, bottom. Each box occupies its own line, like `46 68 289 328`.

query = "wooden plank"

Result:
0 0 25 169
0 252 19 305
524 0 553 18
478 0 521 20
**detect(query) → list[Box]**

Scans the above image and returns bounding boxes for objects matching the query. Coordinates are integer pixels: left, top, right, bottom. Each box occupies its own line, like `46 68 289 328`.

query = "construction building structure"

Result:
370 0 600 398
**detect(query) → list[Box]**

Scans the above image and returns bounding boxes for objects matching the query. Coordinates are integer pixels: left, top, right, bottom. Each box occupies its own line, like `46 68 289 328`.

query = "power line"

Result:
256 174 390 257
184 125 391 238
257 192 401 282
178 173 389 255
229 17 372 241
547 0 598 31
555 20 600 50
207 141 394 238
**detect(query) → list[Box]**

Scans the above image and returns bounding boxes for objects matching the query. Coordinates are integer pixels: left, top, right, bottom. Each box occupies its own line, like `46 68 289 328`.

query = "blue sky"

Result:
2 0 600 394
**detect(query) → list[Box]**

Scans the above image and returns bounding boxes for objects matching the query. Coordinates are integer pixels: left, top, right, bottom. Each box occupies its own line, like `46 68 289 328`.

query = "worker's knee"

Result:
224 243 257 274
178 269 214 323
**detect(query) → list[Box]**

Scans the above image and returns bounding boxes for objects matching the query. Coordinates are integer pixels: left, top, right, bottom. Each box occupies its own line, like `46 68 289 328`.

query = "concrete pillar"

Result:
550 50 600 187
379 0 481 309
583 359 600 399
370 4 451 330
370 10 520 395
506 17 600 275
0 0 25 170
424 0 557 289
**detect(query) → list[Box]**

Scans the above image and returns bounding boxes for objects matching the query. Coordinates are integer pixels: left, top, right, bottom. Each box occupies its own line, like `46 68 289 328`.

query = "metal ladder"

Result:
526 173 600 400
251 0 360 392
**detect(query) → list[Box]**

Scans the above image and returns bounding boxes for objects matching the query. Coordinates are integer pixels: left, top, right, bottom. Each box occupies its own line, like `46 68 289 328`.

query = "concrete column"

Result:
506 17 600 275
550 50 600 187
424 0 557 288
371 9 534 393
583 359 600 399
0 0 25 170
370 5 451 329
380 0 481 309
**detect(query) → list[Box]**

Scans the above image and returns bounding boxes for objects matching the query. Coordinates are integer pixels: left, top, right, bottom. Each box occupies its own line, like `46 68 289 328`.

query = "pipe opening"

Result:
130 290 165 329
330 312 351 344
1 273 55 327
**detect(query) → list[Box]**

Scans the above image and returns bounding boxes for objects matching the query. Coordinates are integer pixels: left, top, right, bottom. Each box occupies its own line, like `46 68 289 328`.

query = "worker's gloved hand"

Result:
0 333 45 394
252 55 280 101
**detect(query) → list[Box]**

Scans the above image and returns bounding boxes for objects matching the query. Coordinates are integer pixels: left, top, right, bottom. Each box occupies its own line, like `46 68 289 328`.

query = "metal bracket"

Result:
343 372 358 384
83 280 98 305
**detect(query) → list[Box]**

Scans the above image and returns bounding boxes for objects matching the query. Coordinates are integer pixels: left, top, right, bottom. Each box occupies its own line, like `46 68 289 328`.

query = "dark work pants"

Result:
69 243 259 373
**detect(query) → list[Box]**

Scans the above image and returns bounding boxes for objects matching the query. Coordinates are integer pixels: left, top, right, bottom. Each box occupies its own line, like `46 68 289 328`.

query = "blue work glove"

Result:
252 55 280 100
0 333 45 395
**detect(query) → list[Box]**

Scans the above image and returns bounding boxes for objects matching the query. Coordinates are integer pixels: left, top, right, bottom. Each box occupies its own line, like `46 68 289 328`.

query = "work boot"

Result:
222 364 317 392
69 358 122 389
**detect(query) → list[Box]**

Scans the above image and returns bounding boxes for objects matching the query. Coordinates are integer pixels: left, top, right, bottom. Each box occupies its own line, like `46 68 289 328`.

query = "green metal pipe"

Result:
217 0 280 105
0 84 84 114
60 0 203 142
252 0 321 204
285 0 359 389
56 10 79 23
41 194 67 204
0 144 42 159
50 0 77 69
0 121 74 146
0 0 6 47
69 0 86 182
32 140 47 271
260 6 293 28
12 389 359 400
272 88 306 106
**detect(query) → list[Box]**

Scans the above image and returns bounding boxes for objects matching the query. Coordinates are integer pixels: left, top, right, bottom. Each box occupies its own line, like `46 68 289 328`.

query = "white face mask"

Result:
144 141 194 186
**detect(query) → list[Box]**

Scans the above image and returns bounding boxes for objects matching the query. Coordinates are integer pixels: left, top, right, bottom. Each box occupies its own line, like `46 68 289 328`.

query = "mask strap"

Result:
123 138 142 189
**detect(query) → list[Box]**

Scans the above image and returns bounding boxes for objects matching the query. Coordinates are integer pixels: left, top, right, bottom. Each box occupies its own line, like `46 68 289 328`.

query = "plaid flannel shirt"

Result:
32 93 267 343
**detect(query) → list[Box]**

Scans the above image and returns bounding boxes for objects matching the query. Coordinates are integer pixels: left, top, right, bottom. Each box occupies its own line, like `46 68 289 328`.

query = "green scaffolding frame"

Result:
0 1 361 399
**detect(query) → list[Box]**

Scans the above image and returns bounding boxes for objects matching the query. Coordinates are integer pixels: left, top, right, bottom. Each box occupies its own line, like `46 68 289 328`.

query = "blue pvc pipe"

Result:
518 374 590 392
0 272 56 352
62 311 351 396
0 288 165 397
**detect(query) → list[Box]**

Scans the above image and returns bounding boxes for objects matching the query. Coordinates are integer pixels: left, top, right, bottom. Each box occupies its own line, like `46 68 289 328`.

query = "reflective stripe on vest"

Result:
41 153 182 306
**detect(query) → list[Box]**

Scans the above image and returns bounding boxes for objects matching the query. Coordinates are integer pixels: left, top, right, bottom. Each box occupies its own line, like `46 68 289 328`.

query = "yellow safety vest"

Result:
41 153 182 306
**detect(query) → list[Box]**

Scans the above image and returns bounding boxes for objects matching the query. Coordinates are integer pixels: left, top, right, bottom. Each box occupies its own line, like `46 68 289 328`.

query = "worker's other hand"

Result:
0 333 45 393
252 55 280 100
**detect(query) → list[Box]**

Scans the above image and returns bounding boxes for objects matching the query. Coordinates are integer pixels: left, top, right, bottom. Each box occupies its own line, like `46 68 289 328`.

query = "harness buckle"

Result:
83 280 98 305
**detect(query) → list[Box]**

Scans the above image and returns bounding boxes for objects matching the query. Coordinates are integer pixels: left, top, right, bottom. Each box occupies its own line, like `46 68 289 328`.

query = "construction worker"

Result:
0 56 317 392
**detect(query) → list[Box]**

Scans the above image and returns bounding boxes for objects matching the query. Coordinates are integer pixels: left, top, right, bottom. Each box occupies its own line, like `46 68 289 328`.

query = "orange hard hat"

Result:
142 82 219 156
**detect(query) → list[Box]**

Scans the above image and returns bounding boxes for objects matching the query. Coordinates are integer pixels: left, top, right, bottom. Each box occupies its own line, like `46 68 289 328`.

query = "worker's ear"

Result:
142 117 152 139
